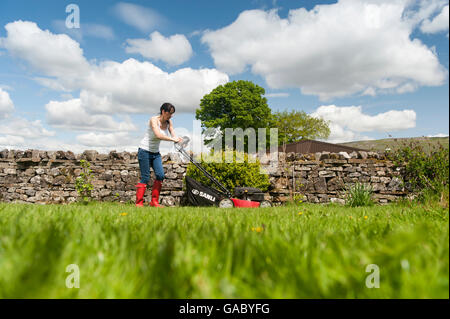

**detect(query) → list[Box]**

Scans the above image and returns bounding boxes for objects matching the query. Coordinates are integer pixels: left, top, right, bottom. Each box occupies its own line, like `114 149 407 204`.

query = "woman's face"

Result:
161 109 174 121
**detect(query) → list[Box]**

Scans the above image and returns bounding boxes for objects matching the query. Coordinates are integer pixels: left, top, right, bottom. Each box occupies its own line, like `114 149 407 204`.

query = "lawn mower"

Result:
174 137 272 208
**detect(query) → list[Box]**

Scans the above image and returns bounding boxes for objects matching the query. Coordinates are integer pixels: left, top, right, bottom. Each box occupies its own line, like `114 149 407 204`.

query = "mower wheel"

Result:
259 200 272 208
219 198 234 208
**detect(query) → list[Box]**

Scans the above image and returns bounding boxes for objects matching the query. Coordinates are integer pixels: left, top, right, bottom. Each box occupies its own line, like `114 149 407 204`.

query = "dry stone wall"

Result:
0 149 408 206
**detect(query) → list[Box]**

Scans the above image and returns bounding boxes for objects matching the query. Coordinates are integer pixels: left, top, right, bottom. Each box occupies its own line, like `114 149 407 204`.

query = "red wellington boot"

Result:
149 180 164 207
135 183 147 207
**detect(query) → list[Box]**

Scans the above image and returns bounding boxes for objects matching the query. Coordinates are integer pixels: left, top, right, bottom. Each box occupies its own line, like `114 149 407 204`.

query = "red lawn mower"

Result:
175 137 272 208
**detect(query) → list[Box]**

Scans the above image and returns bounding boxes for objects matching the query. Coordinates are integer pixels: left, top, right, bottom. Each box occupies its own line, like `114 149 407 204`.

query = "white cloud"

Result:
0 88 14 119
76 131 135 147
125 31 193 65
45 98 137 132
201 0 448 100
0 135 25 147
310 104 416 143
0 21 90 78
427 133 449 137
0 117 55 138
404 0 447 27
420 5 449 33
79 60 229 114
325 123 373 144
1 21 229 116
112 2 166 33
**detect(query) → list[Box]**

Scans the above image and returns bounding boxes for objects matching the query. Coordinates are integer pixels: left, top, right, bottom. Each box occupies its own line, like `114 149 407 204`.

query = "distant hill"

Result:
339 137 449 153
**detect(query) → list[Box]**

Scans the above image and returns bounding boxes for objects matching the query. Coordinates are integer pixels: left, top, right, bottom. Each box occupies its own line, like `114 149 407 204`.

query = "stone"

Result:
5 168 16 175
55 151 66 159
367 152 379 159
25 189 36 196
349 151 358 159
323 159 347 164
307 194 319 203
329 153 340 159
319 171 335 178
165 172 178 179
370 176 380 183
286 152 296 162
330 198 345 205
388 177 403 191
97 154 109 161
372 183 386 192
380 177 391 184
82 150 98 161
344 166 357 173
168 152 182 163
65 151 76 160
50 168 60 176
0 149 8 159
161 196 176 206
53 175 66 185
327 177 345 191
99 189 111 197
376 170 386 176
348 172 361 177
170 191 184 197
339 152 351 159
175 167 186 173
30 176 41 184
314 177 327 193
358 151 368 159
36 168 45 175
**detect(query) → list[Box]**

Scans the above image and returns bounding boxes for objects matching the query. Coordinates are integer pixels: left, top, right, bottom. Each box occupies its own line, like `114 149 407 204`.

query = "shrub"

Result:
75 159 94 203
345 182 374 207
186 150 270 192
388 139 449 199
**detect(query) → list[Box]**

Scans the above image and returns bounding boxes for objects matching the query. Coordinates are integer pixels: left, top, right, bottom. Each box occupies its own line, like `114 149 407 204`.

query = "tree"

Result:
272 110 330 151
196 80 273 150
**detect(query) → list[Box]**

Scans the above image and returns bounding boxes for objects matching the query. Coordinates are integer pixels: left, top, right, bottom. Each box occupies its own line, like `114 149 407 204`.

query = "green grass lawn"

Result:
0 202 448 299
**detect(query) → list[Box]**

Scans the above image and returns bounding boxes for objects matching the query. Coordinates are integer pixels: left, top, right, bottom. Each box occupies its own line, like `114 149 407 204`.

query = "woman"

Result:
135 103 182 207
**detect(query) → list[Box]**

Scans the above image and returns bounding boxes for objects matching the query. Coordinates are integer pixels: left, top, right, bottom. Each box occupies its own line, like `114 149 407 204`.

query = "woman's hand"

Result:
172 136 183 143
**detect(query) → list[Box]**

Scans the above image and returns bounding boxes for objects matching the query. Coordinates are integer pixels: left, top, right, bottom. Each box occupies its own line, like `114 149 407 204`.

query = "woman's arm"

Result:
168 119 182 143
150 117 177 142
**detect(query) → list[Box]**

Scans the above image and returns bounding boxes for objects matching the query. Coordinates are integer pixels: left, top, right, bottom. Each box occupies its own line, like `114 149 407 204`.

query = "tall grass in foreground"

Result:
0 202 447 298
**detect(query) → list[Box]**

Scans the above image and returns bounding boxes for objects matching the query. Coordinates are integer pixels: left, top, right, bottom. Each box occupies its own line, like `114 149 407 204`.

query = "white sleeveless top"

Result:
139 118 170 153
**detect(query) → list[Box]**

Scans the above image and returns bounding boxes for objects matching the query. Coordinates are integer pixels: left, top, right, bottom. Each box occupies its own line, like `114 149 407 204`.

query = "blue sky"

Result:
0 0 448 153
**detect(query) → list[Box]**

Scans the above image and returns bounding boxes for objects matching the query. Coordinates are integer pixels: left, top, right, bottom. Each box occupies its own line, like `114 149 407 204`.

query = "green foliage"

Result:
75 159 94 203
388 139 449 198
272 110 330 149
186 150 270 192
345 182 374 207
196 80 273 150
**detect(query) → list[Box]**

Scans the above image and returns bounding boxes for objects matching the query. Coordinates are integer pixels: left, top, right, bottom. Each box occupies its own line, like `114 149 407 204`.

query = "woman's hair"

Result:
160 103 175 114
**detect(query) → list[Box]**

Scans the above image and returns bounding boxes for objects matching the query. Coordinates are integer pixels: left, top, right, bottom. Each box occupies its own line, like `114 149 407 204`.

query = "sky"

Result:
0 0 448 154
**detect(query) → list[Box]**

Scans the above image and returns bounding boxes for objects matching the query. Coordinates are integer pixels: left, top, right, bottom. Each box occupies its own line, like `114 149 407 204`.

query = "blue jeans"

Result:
138 148 165 183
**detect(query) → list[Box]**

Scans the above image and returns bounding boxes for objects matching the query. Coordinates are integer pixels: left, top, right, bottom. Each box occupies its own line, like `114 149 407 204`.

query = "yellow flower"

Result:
120 213 128 216
298 212 303 215
251 227 255 232
364 216 368 220
255 227 263 233
349 216 353 219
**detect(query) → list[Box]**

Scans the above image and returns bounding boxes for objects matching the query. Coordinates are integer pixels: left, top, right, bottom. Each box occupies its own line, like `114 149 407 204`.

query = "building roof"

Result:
277 139 368 154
